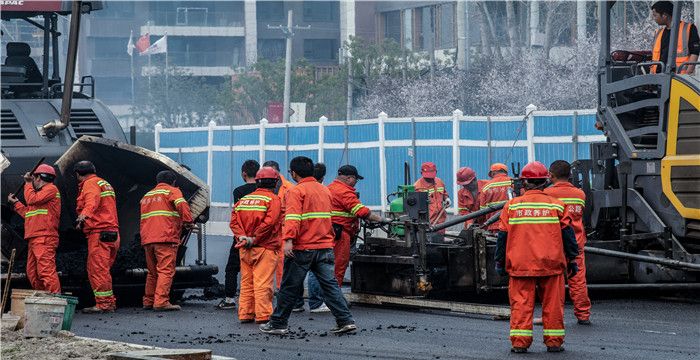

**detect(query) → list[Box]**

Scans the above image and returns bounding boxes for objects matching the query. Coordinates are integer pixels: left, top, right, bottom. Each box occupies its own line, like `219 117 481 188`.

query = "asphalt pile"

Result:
1 329 138 360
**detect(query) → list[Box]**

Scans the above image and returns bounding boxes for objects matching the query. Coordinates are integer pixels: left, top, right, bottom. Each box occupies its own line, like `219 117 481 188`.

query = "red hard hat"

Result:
520 161 549 179
456 167 476 185
34 164 56 177
421 162 437 179
255 166 279 180
489 163 508 173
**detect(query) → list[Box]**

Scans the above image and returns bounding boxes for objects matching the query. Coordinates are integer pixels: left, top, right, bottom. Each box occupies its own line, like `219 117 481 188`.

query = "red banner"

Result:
267 102 283 123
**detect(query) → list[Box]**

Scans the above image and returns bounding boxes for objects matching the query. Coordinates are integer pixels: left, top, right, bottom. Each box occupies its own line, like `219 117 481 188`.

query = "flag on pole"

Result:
135 33 150 54
141 35 167 56
127 30 134 56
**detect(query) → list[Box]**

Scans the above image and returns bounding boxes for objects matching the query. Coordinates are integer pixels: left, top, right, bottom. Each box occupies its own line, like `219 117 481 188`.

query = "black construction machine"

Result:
1 1 218 304
352 1 700 299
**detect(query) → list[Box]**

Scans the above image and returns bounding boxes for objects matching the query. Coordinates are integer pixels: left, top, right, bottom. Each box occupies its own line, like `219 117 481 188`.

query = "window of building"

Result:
167 36 244 67
303 39 338 61
258 39 286 60
437 3 455 49
95 1 134 19
382 11 401 45
303 1 338 22
149 1 243 27
94 38 130 59
257 1 284 22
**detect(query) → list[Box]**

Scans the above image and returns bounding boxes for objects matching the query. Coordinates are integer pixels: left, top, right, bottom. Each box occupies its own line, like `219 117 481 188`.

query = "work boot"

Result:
142 305 153 310
310 303 331 313
547 346 565 353
82 306 114 314
216 299 236 310
154 304 181 311
577 319 591 325
330 322 357 335
510 347 528 354
239 319 254 324
292 305 305 313
259 322 288 335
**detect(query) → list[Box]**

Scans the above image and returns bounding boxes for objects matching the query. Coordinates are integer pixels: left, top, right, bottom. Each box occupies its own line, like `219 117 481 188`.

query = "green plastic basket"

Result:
53 294 79 331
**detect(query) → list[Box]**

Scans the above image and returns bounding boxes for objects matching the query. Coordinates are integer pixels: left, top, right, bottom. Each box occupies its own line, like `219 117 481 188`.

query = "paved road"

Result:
72 295 699 360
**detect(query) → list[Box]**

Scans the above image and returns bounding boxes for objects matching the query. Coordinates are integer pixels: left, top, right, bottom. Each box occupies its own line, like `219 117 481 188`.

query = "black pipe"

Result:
430 203 504 232
51 14 60 81
59 0 82 126
42 15 50 95
585 246 700 271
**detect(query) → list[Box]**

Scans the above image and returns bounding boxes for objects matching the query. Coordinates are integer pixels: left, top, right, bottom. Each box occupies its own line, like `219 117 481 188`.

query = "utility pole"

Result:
268 10 309 123
345 46 353 121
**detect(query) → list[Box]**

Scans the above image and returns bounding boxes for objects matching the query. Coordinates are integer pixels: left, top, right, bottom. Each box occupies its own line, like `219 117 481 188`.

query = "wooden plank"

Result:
346 292 510 319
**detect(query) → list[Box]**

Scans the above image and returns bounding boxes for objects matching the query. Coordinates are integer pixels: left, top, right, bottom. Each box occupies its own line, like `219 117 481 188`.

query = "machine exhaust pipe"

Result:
429 203 504 232
584 246 700 271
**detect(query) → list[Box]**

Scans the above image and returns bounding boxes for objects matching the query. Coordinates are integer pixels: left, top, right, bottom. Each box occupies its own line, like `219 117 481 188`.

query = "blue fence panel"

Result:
491 146 527 168
577 113 599 135
213 130 231 146
347 148 381 206
324 125 345 143
180 152 207 184
415 146 454 199
491 121 526 141
348 124 378 142
322 149 345 185
416 121 451 140
384 146 412 197
211 151 232 204
263 150 288 176
265 127 286 145
160 131 208 148
534 115 573 136
460 121 488 141
289 126 318 145
578 142 592 160
535 143 573 167
233 129 259 146
460 146 490 180
384 122 412 140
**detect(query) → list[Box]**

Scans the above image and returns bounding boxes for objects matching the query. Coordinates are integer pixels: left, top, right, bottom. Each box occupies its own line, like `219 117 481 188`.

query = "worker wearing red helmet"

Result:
478 163 513 231
230 166 283 324
414 162 450 231
495 161 579 353
74 161 120 314
456 167 484 228
7 164 62 294
140 170 193 311
544 160 591 325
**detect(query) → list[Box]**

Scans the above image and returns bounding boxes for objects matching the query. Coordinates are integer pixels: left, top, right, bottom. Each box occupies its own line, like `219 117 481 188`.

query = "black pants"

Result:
224 243 240 298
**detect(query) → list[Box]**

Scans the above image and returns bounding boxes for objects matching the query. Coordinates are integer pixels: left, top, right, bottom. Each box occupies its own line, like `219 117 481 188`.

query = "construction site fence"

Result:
155 105 604 215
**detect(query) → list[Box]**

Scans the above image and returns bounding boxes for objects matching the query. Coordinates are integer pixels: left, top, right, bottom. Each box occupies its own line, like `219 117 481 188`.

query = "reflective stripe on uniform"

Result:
350 203 365 215
144 189 170 197
331 211 354 218
559 198 585 206
242 195 271 202
508 217 560 224
235 205 268 212
25 209 48 218
509 329 533 337
55 192 61 198
100 191 116 197
482 180 512 191
285 212 332 220
140 210 180 219
480 200 506 209
507 202 564 212
285 214 302 221
174 198 186 205
543 329 565 336
97 180 108 186
94 289 113 297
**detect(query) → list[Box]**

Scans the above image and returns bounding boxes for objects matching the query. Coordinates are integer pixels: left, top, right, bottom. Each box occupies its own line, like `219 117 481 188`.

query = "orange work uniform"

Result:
13 183 62 293
478 174 513 231
414 177 448 228
275 174 294 290
230 188 282 323
282 177 334 250
457 180 485 228
77 174 120 310
498 190 576 350
140 183 193 308
328 179 371 286
544 182 591 322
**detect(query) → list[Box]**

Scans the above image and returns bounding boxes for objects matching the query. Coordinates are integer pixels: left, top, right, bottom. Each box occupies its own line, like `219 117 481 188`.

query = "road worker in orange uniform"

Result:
7 164 62 294
329 165 389 286
544 160 591 325
456 167 483 228
495 161 579 353
140 170 193 311
230 167 282 323
478 163 513 231
263 160 293 291
414 162 450 230
74 161 120 314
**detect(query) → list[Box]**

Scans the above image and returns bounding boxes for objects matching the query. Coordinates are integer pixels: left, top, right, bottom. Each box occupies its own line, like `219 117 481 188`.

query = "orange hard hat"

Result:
255 166 279 180
520 161 549 179
34 164 56 177
421 162 437 179
456 167 476 185
489 163 508 173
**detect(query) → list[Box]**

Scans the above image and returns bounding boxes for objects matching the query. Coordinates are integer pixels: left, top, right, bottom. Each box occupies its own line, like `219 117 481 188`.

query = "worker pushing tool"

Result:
260 156 356 335
140 170 193 312
478 163 513 231
544 160 591 325
495 161 579 353
456 166 482 228
230 166 283 324
74 160 120 314
414 162 450 231
7 164 62 294
329 164 390 286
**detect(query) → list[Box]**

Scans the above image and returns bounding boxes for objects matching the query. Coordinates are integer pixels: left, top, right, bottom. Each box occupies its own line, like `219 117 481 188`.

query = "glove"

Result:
380 217 392 225
443 198 452 208
495 262 507 276
567 261 579 279
235 236 254 249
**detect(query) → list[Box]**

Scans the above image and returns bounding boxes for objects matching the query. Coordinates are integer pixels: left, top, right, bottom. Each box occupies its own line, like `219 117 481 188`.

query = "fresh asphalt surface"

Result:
72 235 700 360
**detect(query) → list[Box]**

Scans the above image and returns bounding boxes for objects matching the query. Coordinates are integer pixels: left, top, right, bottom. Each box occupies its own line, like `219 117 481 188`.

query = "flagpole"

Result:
129 29 135 128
